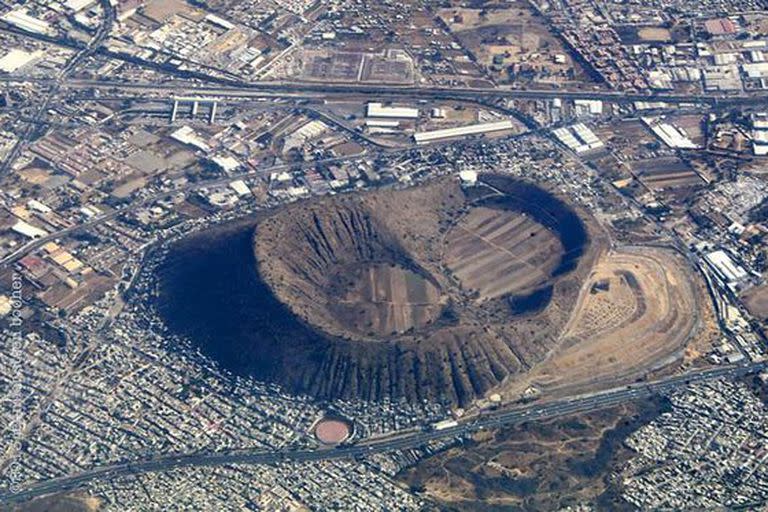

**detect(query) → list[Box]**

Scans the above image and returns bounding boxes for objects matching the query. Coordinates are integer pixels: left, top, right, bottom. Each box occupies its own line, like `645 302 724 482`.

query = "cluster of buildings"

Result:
530 0 768 93
2 0 768 509
536 0 648 90
0 315 440 510
622 379 768 510
666 171 768 362
85 459 426 510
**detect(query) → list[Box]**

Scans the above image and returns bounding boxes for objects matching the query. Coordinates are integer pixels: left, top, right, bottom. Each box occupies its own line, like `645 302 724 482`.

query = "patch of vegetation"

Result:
397 396 670 511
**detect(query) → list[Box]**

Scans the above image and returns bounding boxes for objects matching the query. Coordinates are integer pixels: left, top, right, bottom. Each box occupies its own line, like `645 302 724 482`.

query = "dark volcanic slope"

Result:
157 176 596 405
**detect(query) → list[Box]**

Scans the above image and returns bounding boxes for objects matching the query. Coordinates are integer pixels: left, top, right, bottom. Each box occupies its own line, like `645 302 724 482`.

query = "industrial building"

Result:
413 120 514 144
705 249 748 284
751 113 768 156
366 103 419 119
170 126 210 153
1 9 53 36
642 118 698 149
552 123 604 153
12 220 47 239
0 49 43 74
365 119 399 128
573 99 603 115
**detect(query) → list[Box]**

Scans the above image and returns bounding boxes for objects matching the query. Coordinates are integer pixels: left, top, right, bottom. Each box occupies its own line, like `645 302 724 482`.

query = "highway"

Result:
2 75 767 107
0 1 114 178
2 13 766 114
51 79 768 107
1 361 763 505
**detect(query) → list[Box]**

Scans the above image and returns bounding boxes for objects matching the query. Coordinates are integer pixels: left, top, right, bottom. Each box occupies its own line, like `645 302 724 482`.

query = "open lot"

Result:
12 493 101 512
502 247 704 397
633 157 705 190
398 398 668 510
298 50 414 84
742 283 768 321
437 3 596 86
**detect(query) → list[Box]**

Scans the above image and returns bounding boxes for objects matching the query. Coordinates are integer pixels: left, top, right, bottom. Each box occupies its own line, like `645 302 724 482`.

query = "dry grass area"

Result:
398 398 668 511
502 248 702 397
444 208 563 302
742 283 768 321
12 493 101 512
436 3 592 85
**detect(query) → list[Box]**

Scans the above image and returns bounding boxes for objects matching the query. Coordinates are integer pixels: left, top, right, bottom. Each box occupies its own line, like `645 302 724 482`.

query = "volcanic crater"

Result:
244 174 596 404
154 174 599 406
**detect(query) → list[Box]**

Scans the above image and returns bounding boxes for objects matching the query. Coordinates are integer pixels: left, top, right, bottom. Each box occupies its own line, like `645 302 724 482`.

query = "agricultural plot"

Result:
633 157 705 190
444 207 563 301
333 263 444 336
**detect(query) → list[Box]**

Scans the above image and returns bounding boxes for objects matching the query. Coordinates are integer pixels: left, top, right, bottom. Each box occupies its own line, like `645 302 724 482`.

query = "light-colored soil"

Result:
742 283 768 321
13 493 101 512
500 247 703 398
637 27 673 41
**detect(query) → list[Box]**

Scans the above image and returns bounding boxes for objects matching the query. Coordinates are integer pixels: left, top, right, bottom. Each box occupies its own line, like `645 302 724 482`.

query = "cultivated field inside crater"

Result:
444 207 564 302
333 262 445 336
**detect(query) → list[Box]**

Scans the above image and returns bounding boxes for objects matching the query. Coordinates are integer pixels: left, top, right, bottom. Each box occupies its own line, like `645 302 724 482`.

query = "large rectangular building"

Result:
0 49 42 73
705 250 748 284
552 123 604 153
413 120 514 144
1 9 53 35
366 102 419 119
645 120 698 149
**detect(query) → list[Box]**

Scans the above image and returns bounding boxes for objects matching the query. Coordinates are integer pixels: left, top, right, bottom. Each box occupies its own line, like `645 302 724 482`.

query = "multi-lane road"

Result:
45 78 768 107
2 361 763 505
2 74 768 107
0 1 114 178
